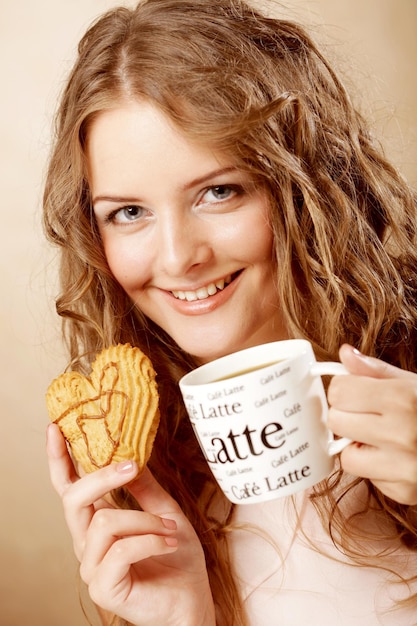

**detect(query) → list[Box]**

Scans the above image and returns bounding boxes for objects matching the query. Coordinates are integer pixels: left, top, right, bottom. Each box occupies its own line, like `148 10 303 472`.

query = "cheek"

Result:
238 200 274 259
221 208 273 260
241 221 274 263
103 240 149 292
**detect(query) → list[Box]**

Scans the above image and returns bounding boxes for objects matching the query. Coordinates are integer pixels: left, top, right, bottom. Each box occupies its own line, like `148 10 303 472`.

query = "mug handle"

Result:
310 362 352 456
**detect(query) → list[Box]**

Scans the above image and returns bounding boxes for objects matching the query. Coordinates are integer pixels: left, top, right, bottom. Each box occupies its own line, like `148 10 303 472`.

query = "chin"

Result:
181 340 236 365
184 347 226 365
185 337 257 365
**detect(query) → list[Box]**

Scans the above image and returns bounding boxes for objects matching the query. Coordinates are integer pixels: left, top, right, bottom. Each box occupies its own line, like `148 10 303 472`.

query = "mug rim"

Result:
179 338 313 387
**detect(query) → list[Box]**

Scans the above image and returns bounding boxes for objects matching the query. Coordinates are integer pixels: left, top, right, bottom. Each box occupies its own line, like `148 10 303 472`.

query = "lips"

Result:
171 274 233 302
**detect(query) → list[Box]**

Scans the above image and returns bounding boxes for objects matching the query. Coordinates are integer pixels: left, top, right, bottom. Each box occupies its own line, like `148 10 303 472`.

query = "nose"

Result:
156 211 213 277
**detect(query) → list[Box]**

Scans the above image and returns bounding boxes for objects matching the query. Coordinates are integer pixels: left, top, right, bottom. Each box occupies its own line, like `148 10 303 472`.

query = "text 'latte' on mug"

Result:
179 340 351 504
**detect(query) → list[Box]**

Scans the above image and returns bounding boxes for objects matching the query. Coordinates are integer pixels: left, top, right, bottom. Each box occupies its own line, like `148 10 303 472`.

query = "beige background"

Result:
1 1 416 624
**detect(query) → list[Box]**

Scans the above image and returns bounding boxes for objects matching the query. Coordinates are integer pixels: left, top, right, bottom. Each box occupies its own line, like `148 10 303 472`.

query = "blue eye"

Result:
106 205 144 224
202 185 240 203
211 185 233 199
120 205 142 220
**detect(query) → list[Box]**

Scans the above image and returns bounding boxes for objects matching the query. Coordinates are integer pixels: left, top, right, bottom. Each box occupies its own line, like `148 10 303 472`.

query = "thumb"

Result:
339 344 415 380
127 466 183 517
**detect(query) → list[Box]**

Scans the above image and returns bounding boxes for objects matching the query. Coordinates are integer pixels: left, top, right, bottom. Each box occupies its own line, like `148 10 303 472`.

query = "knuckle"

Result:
91 507 113 530
111 539 131 559
110 533 164 561
61 485 78 514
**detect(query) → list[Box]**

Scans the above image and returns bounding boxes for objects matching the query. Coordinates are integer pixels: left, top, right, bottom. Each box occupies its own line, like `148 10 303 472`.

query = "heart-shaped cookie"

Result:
46 344 160 473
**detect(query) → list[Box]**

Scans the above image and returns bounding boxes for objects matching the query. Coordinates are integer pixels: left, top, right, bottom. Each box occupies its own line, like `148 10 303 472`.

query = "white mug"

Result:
179 339 351 504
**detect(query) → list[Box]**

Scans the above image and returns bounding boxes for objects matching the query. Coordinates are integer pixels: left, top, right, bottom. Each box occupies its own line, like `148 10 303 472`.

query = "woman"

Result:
44 0 417 624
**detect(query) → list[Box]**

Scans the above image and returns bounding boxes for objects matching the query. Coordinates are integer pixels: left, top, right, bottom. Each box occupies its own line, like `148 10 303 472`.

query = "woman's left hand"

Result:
328 344 417 505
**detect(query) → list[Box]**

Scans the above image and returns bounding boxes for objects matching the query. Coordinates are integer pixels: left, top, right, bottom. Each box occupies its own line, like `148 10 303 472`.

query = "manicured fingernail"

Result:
353 347 367 359
116 460 135 473
161 517 177 530
164 536 178 547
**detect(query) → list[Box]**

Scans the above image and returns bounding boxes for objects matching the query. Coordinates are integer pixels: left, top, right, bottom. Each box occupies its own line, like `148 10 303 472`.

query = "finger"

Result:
340 444 417 505
46 423 96 560
62 460 140 560
339 344 417 380
328 409 381 445
46 423 79 496
341 443 406 481
62 461 138 533
87 534 178 611
329 400 417 450
127 467 184 518
80 508 177 584
328 371 417 417
63 460 140 510
328 375 381 414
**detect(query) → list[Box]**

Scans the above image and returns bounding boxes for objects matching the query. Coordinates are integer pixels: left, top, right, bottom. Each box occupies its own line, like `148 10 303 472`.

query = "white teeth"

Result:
196 286 210 299
172 275 234 301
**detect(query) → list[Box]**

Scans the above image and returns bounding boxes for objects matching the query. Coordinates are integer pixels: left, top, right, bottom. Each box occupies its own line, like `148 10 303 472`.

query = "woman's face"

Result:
87 101 287 362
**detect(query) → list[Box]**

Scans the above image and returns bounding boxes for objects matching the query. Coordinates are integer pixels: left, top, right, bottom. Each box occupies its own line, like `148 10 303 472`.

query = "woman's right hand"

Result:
46 423 216 626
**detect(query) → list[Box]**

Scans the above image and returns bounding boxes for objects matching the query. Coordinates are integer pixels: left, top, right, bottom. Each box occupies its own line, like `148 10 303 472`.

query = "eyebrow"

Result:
182 166 239 191
92 166 240 205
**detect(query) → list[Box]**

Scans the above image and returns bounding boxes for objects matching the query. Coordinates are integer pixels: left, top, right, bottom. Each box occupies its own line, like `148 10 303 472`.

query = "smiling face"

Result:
87 101 287 362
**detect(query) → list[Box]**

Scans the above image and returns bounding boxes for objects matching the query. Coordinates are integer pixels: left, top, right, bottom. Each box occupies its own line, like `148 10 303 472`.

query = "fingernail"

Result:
164 536 178 547
116 460 135 474
46 422 57 443
161 517 177 530
353 347 368 359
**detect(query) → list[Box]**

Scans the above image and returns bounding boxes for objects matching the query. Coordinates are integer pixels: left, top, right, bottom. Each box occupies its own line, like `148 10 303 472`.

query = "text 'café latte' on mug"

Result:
179 340 351 504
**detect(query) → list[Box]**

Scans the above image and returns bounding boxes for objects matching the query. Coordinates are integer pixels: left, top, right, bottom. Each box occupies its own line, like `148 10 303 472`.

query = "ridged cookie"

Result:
46 344 160 473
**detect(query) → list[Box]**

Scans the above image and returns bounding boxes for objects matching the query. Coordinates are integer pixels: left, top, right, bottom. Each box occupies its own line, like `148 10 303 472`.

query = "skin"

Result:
47 424 216 626
329 346 417 506
88 101 288 363
46 100 417 625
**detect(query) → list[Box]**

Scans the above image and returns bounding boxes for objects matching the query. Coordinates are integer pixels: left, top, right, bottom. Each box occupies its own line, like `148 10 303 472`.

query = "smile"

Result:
172 274 233 302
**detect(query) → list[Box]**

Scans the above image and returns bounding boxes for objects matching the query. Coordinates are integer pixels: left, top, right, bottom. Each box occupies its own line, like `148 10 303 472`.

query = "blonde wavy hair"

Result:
43 0 417 624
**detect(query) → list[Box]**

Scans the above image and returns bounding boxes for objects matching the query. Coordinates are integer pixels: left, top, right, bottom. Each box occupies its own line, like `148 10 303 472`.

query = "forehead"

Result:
86 100 236 191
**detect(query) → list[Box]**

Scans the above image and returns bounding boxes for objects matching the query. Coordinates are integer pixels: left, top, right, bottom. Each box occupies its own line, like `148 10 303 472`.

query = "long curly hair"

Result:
43 0 417 623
